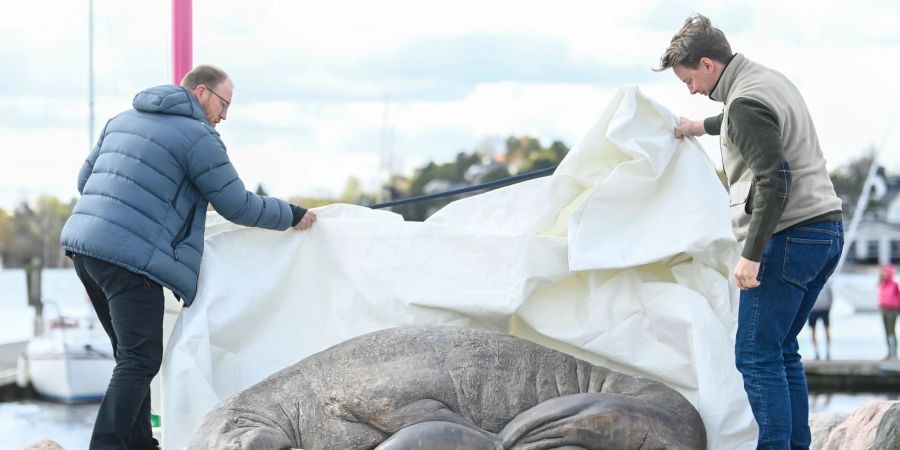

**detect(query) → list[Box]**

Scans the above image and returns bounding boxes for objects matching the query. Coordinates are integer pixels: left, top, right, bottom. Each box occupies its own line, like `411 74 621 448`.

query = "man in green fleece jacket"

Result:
657 14 843 450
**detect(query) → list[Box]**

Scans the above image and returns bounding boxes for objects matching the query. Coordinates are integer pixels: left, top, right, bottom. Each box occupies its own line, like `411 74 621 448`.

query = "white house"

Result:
847 183 900 265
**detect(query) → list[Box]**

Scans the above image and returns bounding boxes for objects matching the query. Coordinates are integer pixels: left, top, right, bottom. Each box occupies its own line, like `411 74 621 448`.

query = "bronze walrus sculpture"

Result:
190 327 706 449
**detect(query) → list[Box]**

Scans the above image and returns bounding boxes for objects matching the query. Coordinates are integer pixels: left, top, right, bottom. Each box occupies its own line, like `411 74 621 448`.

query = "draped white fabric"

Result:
161 87 757 449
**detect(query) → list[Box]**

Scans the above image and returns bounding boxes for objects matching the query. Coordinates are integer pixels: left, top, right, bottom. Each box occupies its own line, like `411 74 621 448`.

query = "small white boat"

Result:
17 315 114 403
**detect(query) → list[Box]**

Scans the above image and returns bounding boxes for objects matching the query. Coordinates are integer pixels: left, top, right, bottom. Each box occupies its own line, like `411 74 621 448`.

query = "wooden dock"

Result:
805 359 900 392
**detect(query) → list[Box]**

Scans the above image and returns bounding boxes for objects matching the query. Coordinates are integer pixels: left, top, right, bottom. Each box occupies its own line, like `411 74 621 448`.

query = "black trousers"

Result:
71 253 163 450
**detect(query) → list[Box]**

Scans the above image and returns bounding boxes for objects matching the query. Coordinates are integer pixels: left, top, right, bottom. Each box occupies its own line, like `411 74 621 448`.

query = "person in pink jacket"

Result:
879 264 900 359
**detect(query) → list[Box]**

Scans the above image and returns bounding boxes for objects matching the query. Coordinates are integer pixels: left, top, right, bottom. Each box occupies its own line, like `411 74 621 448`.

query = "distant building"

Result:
888 187 900 224
464 157 508 185
846 174 900 265
422 179 469 196
848 220 900 265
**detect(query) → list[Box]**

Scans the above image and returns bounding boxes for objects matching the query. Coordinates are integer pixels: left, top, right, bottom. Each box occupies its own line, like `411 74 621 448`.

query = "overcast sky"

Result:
2 0 899 210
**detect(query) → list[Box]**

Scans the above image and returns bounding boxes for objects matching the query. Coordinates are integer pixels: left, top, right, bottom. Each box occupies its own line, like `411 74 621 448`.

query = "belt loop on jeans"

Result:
143 277 150 289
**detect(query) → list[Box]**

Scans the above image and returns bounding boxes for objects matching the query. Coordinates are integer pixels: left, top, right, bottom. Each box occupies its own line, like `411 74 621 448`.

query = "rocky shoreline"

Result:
810 400 899 449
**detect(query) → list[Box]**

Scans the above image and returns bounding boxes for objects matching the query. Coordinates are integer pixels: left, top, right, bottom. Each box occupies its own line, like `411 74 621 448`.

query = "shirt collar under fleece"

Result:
709 53 741 103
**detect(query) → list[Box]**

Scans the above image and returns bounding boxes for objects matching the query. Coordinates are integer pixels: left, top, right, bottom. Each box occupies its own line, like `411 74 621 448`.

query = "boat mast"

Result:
88 0 94 148
378 95 391 203
172 0 192 84
835 114 896 273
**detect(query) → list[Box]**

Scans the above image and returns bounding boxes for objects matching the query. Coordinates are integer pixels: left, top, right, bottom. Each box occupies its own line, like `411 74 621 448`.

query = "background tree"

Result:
829 148 886 220
0 208 11 265
4 196 74 268
339 176 364 203
481 166 512 184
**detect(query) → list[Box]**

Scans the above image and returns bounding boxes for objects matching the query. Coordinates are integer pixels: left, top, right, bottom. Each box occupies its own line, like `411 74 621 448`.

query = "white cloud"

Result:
2 0 899 211
0 127 86 207
225 137 380 200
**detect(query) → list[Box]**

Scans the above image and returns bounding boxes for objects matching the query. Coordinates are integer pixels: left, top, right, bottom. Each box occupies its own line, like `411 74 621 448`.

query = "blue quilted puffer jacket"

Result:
61 85 294 305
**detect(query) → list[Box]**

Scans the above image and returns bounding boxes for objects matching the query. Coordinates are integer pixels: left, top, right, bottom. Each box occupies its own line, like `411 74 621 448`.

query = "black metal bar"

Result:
369 165 557 209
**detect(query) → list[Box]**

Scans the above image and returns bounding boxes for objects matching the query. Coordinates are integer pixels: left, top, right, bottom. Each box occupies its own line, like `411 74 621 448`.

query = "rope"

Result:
369 165 557 209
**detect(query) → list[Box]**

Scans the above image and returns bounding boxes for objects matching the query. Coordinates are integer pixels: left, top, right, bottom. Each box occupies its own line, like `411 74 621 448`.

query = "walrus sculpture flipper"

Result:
376 393 698 450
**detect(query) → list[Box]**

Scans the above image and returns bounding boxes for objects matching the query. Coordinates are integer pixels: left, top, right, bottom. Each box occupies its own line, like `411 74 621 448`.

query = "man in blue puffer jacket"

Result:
60 64 316 450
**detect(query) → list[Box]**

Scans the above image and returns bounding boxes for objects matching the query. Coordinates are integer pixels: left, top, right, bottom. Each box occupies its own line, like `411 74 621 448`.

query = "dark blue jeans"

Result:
735 221 843 450
71 253 163 450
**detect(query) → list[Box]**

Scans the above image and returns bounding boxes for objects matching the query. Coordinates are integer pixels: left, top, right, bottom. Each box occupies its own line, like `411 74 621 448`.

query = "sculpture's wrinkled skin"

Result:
190 327 706 449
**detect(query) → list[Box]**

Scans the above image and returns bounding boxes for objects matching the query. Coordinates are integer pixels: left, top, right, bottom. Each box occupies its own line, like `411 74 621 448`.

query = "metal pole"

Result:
369 165 557 210
172 0 192 84
26 257 44 336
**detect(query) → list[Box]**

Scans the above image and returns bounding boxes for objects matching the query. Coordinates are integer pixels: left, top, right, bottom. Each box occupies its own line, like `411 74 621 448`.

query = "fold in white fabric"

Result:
162 87 757 449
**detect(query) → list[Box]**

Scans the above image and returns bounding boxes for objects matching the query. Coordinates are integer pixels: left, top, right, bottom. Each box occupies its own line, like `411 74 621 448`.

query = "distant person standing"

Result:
807 281 833 360
879 264 900 360
60 65 317 450
657 14 844 449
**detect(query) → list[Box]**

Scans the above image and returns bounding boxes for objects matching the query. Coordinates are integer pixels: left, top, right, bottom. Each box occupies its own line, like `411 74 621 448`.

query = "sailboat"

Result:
13 0 116 404
16 308 115 403
830 119 897 313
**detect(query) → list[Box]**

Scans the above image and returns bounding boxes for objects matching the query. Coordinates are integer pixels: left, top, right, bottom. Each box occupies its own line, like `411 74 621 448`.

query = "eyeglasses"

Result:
205 85 230 113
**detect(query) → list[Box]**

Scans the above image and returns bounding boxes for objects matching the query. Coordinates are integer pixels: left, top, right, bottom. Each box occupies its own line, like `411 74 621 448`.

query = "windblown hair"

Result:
180 64 230 90
655 14 732 71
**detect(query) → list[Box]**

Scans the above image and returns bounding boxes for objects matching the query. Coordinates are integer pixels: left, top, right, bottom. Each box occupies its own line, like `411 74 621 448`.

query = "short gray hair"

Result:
180 64 230 90
655 14 732 71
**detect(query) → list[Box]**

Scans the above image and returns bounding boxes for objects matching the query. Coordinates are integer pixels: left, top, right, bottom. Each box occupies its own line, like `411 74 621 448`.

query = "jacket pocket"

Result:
729 180 752 208
782 237 833 286
744 182 755 215
172 204 197 261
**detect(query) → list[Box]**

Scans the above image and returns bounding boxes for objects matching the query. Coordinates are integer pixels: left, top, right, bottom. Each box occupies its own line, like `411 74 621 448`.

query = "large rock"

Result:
874 402 900 450
189 327 706 449
823 400 899 450
810 412 849 450
23 440 64 450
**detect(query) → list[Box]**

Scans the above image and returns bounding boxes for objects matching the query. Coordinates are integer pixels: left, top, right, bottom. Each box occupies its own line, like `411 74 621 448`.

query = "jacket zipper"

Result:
172 204 197 261
172 178 188 209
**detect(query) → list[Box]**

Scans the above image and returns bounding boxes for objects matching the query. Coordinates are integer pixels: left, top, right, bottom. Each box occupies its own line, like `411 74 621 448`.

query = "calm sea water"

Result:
797 308 894 361
0 400 98 449
0 269 896 447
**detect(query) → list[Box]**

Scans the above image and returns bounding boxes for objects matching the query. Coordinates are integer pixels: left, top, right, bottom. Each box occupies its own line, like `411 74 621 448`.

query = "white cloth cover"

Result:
162 87 757 449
